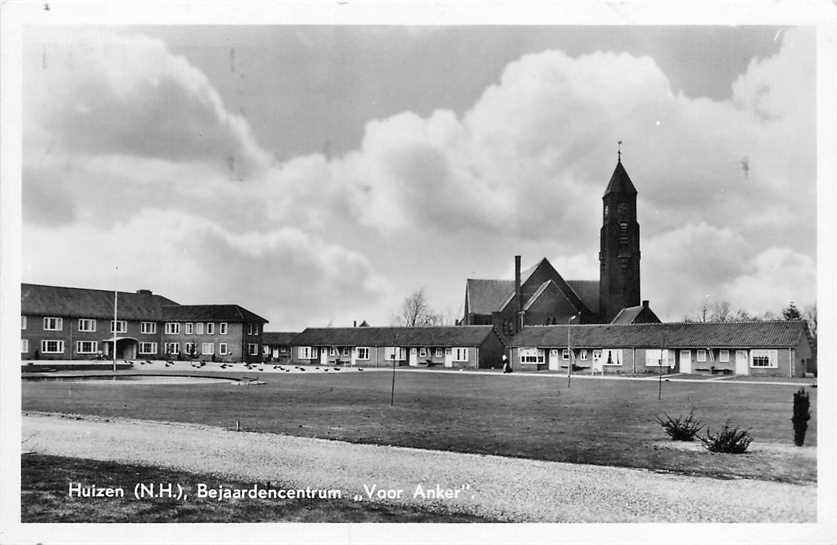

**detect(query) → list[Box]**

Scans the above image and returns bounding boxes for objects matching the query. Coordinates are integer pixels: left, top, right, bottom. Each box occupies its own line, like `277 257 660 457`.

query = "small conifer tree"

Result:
792 388 811 447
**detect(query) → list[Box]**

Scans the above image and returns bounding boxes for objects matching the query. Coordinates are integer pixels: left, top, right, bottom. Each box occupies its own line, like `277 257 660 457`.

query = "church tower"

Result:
598 148 641 322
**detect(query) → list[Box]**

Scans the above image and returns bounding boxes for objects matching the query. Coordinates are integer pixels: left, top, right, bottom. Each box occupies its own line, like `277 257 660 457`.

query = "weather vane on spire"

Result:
617 140 623 163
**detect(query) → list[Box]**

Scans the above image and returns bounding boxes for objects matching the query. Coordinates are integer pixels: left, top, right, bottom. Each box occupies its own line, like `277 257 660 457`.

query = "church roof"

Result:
604 161 637 197
466 269 598 317
466 279 515 315
610 301 660 325
566 280 599 314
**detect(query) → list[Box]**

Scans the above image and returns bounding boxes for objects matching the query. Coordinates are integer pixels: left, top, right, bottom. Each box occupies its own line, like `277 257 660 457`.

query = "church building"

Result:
462 156 660 337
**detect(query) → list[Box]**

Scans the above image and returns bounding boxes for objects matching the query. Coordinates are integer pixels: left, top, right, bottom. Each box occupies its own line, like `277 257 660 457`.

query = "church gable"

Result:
522 280 582 325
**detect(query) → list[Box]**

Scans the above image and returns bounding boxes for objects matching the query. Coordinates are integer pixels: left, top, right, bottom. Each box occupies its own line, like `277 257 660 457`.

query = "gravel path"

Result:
22 412 815 522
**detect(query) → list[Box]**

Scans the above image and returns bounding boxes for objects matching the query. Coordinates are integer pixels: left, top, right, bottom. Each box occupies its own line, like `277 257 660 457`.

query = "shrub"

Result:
700 422 753 453
655 410 704 441
792 388 811 446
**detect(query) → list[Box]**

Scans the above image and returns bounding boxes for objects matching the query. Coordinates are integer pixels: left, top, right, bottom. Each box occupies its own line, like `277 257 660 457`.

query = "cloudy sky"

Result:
22 25 816 329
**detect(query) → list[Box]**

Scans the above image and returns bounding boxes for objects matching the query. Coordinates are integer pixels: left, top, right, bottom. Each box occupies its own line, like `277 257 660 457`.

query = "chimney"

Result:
514 255 522 333
353 320 357 327
136 289 152 296
642 300 649 309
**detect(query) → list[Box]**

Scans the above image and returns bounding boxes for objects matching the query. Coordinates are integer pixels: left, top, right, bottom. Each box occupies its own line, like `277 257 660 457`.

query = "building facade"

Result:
21 284 267 363
507 320 814 377
262 332 300 363
290 326 506 369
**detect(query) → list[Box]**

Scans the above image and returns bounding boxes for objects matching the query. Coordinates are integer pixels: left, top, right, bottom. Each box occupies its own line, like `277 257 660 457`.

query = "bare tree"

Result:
397 288 442 327
707 300 731 322
802 304 817 341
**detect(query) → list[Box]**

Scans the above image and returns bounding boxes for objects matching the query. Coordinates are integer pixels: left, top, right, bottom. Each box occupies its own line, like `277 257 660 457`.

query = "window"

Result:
419 348 428 358
579 349 588 361
697 349 707 362
645 349 671 366
719 350 730 363
219 343 229 356
356 347 370 360
140 322 156 334
139 342 157 355
43 317 62 331
519 348 544 364
602 349 622 366
184 342 196 356
298 346 313 359
329 347 337 356
110 320 127 333
750 349 778 368
76 341 98 354
452 348 469 362
21 316 27 330
164 342 180 355
248 323 260 336
202 343 214 355
78 318 96 332
434 348 443 358
278 346 288 354
195 323 204 335
219 322 228 335
562 349 570 360
41 340 64 353
21 339 29 353
248 343 258 356
206 323 215 335
165 322 181 334
341 348 350 357
185 322 194 335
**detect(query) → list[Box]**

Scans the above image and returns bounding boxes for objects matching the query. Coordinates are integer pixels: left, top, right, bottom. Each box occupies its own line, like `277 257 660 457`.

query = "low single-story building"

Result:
290 326 505 368
507 320 813 377
262 331 300 363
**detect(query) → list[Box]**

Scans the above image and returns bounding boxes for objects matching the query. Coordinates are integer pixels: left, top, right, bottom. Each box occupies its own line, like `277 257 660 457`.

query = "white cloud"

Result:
22 26 816 324
25 27 269 178
23 209 389 329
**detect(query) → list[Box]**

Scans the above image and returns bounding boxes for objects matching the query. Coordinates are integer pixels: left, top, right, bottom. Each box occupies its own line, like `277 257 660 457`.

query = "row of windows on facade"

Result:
297 346 470 362
22 316 260 336
517 348 779 368
22 339 262 356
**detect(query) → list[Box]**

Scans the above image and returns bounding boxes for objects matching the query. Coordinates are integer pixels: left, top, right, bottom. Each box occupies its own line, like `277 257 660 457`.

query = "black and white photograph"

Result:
1 2 835 544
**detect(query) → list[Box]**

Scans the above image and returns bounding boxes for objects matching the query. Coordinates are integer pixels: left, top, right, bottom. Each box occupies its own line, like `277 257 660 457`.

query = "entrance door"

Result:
409 348 418 366
679 350 692 373
735 350 749 375
444 349 453 368
548 349 560 371
320 348 328 365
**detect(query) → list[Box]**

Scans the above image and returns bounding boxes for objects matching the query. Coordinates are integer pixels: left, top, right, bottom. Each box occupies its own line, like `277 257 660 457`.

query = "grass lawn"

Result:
22 371 817 483
21 453 488 522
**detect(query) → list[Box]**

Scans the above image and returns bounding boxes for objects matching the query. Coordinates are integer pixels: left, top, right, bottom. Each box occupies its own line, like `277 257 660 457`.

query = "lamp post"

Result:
567 313 579 388
390 330 398 406
112 266 118 375
658 332 666 401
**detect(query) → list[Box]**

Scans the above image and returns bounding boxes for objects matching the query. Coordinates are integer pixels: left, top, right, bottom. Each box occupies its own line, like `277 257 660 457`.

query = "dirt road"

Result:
22 412 816 522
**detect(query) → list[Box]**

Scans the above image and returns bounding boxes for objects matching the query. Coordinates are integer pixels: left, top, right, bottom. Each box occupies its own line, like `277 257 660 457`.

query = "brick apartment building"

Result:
21 283 267 362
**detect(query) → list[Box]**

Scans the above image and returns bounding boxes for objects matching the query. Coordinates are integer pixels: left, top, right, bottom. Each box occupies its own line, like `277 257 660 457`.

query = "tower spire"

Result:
617 140 622 163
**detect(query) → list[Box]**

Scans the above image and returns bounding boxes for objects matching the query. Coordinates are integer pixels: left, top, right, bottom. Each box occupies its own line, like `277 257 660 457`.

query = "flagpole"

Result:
113 266 118 374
